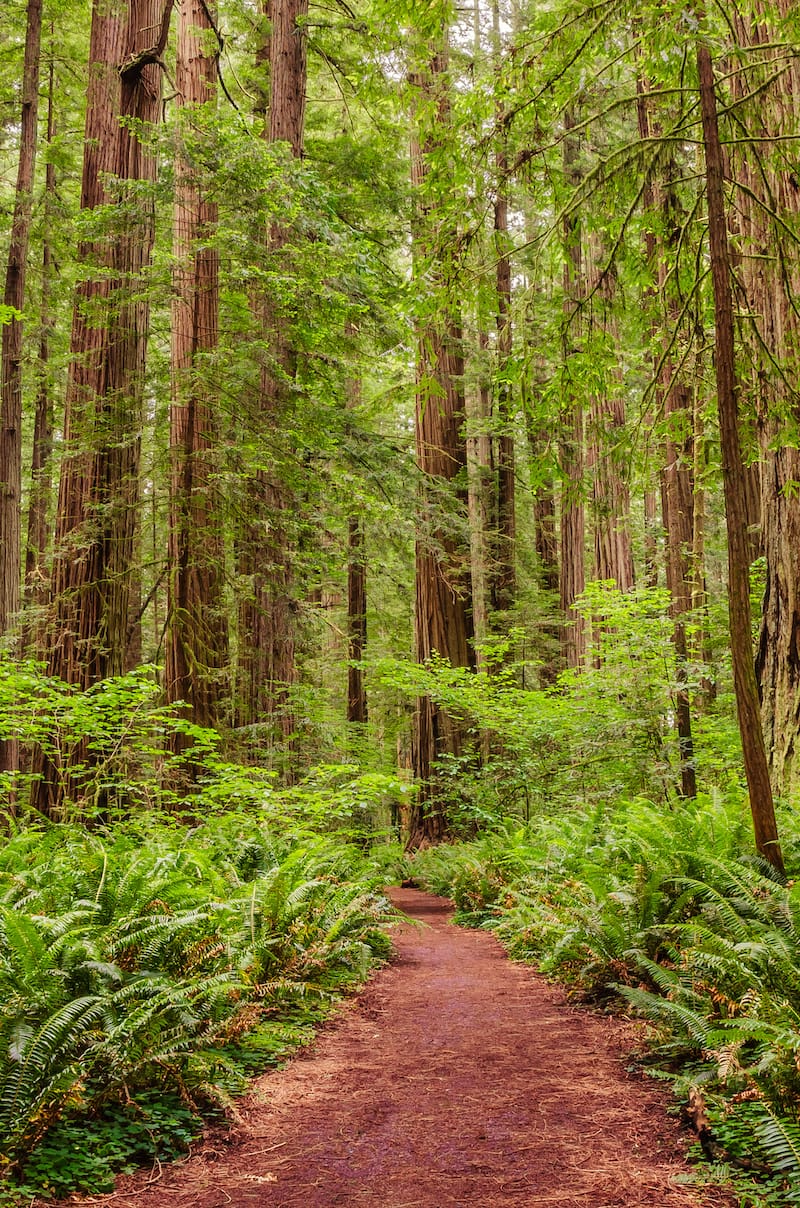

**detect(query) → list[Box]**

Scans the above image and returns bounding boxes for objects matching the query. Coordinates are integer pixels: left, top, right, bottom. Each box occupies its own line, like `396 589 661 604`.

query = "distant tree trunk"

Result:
660 374 697 799
166 0 228 748
0 0 43 778
638 79 696 797
643 489 659 586
35 0 171 814
345 347 367 725
559 109 586 668
466 340 491 669
729 0 800 796
584 240 634 591
347 514 368 725
408 34 474 847
237 0 307 763
698 41 782 871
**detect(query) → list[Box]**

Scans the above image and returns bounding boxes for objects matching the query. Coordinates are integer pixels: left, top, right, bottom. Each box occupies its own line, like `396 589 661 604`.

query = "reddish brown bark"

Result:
659 376 697 800
0 0 43 779
0 0 43 643
638 80 696 798
491 0 515 617
559 110 586 669
165 0 228 744
584 242 634 593
34 0 171 814
408 37 474 847
23 52 56 641
347 515 368 725
237 0 308 762
47 0 171 691
728 0 800 796
698 42 782 870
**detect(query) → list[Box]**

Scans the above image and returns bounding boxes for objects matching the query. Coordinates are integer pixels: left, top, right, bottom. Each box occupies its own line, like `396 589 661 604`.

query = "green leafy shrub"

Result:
0 816 395 1199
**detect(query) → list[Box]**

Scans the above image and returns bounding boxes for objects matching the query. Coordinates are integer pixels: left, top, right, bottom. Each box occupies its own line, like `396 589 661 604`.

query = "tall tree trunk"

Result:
0 0 43 638
23 52 56 629
408 33 474 847
559 109 586 669
638 78 696 797
166 0 228 747
0 0 43 778
490 0 515 617
36 0 171 814
237 0 307 766
697 41 782 871
23 49 56 638
729 0 800 796
467 337 492 669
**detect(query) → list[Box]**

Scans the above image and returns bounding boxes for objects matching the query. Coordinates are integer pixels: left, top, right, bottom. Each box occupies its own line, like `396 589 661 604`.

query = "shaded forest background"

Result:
3 0 800 852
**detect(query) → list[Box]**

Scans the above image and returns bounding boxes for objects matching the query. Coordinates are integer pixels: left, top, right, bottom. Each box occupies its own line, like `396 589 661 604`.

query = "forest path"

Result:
85 888 729 1208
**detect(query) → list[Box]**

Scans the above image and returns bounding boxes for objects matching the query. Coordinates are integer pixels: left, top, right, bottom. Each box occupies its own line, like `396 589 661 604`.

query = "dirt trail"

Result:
83 889 728 1208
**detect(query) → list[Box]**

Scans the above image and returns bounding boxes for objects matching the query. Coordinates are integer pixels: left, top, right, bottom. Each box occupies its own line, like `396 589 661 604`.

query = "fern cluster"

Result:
0 814 394 1197
411 793 800 1202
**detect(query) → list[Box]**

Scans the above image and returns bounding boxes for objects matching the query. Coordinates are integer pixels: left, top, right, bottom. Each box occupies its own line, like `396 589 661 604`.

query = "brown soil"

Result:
72 889 731 1208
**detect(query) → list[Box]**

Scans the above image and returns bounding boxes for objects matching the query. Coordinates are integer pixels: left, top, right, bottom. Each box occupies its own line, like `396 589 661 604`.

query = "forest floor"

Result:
66 888 733 1208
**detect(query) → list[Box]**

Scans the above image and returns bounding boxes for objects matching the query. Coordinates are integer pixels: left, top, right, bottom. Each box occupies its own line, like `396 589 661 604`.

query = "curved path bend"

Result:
83 888 729 1208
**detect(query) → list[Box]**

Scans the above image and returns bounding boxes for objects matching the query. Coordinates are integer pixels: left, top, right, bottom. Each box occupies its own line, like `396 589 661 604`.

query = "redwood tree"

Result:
408 26 474 846
237 0 308 759
697 40 782 871
166 0 229 742
37 0 171 811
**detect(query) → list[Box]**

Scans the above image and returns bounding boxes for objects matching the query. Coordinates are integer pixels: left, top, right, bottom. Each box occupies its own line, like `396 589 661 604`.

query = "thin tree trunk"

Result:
697 42 782 871
345 338 367 726
347 514 368 725
660 376 697 799
467 343 491 669
584 236 634 592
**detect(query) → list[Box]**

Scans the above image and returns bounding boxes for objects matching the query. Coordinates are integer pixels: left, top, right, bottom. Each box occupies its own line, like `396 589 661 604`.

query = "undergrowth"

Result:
0 813 398 1203
410 793 800 1206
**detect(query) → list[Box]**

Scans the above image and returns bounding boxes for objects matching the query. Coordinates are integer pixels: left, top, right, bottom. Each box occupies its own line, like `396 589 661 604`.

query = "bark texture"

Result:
347 515 368 725
34 0 171 815
166 0 228 742
47 0 171 692
584 242 634 593
24 53 56 629
698 42 782 870
491 0 515 617
638 80 696 798
237 0 308 761
559 111 586 669
408 38 474 847
0 0 43 643
729 0 800 796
